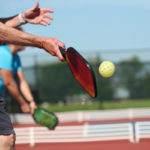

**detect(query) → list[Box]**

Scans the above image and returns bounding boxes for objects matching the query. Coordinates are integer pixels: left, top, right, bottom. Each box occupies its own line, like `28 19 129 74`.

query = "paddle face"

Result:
60 47 97 98
33 108 59 129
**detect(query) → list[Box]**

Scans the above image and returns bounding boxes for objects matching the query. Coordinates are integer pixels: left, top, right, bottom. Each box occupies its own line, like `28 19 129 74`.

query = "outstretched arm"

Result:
1 2 53 27
0 22 42 47
0 22 65 61
0 15 17 24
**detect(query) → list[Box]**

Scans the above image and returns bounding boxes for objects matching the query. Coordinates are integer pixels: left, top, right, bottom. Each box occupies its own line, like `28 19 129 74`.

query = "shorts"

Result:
0 97 15 135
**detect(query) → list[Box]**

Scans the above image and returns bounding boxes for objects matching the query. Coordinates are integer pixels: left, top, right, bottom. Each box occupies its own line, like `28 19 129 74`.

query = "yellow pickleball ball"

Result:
99 61 115 78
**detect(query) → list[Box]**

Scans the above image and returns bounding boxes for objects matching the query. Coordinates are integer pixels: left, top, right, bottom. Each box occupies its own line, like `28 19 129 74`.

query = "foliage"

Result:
40 99 150 112
20 55 150 104
138 73 150 98
117 56 144 98
92 62 114 100
37 62 87 103
36 56 114 103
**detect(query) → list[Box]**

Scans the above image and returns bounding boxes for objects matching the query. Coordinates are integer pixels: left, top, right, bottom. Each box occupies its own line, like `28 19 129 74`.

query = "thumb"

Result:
29 105 34 115
56 46 65 61
32 1 39 11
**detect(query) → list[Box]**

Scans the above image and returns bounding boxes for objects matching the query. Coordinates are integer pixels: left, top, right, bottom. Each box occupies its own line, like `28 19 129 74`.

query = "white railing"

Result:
14 121 150 146
15 121 150 146
135 121 150 143
84 122 134 143
15 125 85 146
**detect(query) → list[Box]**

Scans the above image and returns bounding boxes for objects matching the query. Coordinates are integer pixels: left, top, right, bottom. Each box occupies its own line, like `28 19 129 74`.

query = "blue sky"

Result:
1 0 150 65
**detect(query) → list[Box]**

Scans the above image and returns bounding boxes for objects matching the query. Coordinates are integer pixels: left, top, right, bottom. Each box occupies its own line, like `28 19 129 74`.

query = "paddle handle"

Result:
59 47 66 60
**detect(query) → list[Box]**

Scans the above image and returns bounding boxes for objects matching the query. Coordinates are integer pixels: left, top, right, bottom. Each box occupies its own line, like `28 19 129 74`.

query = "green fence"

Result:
5 55 150 112
22 58 150 103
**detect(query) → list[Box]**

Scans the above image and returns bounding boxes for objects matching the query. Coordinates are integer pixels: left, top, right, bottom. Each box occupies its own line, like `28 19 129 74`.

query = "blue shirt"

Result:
0 45 22 96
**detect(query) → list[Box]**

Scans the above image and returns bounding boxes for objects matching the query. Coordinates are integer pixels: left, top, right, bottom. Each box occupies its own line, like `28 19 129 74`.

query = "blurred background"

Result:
1 0 150 149
1 0 150 111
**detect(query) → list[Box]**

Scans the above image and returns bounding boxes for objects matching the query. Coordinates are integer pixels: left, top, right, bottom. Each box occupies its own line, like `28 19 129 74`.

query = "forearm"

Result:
0 15 17 24
5 15 21 27
0 15 21 27
5 81 26 105
18 79 37 114
0 22 65 61
19 79 34 102
0 22 43 48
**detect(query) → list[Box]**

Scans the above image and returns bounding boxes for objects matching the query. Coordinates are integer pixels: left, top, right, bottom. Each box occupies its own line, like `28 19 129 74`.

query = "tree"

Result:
117 56 144 98
138 72 150 98
36 56 115 103
36 62 86 103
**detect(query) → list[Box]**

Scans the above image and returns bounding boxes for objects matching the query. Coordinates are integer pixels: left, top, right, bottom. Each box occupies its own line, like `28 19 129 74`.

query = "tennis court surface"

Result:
16 140 150 150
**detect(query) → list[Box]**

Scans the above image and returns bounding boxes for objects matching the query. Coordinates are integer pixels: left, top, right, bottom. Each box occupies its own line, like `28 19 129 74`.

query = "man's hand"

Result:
29 101 37 115
20 102 30 113
22 1 53 26
41 37 66 61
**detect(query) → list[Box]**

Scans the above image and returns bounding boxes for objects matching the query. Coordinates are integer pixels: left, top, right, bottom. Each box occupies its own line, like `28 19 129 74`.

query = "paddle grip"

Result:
59 47 66 60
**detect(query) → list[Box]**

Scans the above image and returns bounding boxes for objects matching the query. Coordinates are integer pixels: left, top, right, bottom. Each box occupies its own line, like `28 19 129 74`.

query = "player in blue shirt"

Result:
0 45 22 96
0 29 37 149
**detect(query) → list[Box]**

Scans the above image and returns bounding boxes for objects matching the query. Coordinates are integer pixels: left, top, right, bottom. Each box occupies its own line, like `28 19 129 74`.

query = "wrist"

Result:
28 100 35 104
18 13 26 25
36 37 45 49
19 99 26 105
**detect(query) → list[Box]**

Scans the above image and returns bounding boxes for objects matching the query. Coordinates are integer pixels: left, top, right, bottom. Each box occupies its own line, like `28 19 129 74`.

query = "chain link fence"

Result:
5 49 150 112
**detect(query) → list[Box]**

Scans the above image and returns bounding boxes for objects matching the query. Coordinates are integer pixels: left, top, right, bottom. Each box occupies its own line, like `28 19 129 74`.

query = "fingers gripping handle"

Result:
59 47 66 60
